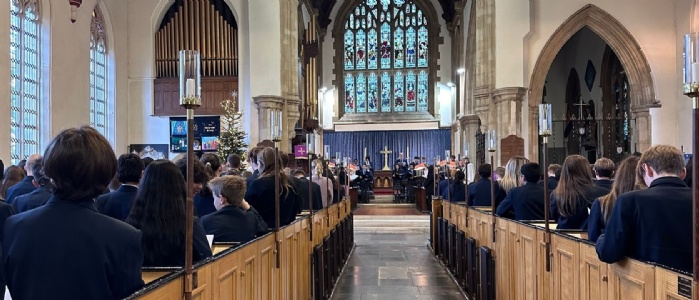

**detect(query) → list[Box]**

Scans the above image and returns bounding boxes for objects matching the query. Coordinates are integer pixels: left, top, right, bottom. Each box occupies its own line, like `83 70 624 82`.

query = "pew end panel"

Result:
551 233 581 300
654 267 692 300
579 242 609 300
608 258 655 300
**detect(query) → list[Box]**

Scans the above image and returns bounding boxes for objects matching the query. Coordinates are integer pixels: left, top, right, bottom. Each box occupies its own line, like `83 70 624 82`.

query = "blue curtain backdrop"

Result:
322 129 451 168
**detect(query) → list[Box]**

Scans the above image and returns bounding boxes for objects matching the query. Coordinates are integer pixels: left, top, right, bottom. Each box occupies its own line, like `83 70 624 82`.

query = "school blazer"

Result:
596 177 692 273
5 176 35 204
12 186 52 214
0 201 15 299
496 182 547 221
140 217 212 267
3 196 144 300
202 206 267 244
245 176 301 228
95 185 138 221
297 177 323 211
468 178 506 207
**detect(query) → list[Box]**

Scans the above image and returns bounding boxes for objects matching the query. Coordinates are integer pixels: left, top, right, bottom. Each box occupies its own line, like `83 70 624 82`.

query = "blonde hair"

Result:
208 175 246 207
500 156 530 193
257 147 293 198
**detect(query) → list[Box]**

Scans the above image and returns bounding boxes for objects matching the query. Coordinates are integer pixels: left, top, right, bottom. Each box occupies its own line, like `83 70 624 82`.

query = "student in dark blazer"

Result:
127 160 212 267
12 157 52 213
245 147 264 188
245 148 302 228
496 163 547 220
449 170 466 202
3 126 144 299
593 158 615 191
95 154 143 221
468 164 506 207
538 164 560 191
0 200 14 299
588 156 640 242
438 174 453 200
294 170 323 210
194 153 224 217
357 164 373 203
5 154 41 204
551 155 609 230
596 146 692 272
202 176 268 243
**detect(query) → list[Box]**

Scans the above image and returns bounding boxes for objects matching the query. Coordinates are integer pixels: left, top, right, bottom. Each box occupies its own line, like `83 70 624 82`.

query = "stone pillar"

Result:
491 87 527 163
253 95 284 146
248 0 300 151
460 114 481 167
631 107 652 153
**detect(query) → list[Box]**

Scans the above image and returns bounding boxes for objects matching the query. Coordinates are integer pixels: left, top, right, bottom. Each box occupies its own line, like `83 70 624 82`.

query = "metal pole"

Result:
489 151 496 243
184 109 194 300
692 97 699 285
308 153 314 241
543 136 552 272
274 143 281 269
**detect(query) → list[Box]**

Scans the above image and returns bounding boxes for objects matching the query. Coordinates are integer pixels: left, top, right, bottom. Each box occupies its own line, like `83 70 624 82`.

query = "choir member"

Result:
463 157 475 184
496 163 546 220
357 164 373 203
395 152 408 172
392 163 404 200
449 170 466 202
596 145 692 273
202 175 267 243
364 156 373 171
4 126 144 299
588 156 640 242
127 160 212 266
550 155 609 230
95 154 143 221
593 158 615 190
5 154 40 204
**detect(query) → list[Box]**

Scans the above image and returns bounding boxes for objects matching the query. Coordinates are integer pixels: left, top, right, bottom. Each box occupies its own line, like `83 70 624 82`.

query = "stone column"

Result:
253 95 285 146
460 114 481 167
491 87 527 163
631 107 652 153
248 0 300 151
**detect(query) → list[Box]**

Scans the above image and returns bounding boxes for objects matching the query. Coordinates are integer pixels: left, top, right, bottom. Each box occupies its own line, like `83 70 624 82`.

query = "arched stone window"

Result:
90 6 110 142
10 0 42 164
335 0 438 121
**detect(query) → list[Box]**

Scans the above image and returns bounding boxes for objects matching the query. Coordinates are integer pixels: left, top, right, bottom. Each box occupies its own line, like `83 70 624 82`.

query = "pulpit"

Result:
349 187 358 210
415 187 427 211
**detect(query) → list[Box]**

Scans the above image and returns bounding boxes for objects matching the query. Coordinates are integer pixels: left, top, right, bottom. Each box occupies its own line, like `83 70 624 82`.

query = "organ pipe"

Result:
155 0 238 78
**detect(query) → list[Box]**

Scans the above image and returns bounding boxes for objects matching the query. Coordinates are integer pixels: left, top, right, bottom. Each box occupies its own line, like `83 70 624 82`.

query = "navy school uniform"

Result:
495 182 547 221
468 178 506 207
201 206 268 244
194 192 217 217
3 196 144 300
587 199 605 242
538 177 558 191
141 217 212 267
5 176 35 204
594 179 613 191
550 185 609 230
596 177 692 273
95 184 138 221
245 176 301 228
450 183 466 202
438 179 452 200
0 201 14 299
297 177 323 211
12 186 52 214
245 169 260 188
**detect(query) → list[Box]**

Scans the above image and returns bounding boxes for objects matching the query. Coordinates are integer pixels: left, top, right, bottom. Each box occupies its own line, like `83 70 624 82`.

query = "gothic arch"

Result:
528 4 657 158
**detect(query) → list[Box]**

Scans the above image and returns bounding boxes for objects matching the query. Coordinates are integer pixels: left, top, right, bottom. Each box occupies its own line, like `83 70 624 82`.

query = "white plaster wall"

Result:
320 0 454 129
494 0 529 88
504 0 693 155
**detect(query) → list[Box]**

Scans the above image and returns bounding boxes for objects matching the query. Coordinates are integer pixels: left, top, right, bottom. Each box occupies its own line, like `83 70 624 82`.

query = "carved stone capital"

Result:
253 95 285 110
491 87 527 104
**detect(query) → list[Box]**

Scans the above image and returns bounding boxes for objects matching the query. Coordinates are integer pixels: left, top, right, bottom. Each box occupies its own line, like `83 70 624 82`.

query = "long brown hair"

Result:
1 166 25 200
257 147 294 198
599 156 640 223
553 155 595 217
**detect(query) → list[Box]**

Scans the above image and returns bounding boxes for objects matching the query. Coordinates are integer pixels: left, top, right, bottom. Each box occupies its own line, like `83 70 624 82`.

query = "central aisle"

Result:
330 229 466 299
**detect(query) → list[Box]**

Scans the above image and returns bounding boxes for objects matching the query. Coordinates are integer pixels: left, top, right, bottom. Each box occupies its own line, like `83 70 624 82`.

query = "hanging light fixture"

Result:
69 0 82 23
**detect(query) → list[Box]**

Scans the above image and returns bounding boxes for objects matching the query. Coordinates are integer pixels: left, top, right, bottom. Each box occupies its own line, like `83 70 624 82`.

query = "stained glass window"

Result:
90 7 110 142
10 0 41 165
343 0 430 114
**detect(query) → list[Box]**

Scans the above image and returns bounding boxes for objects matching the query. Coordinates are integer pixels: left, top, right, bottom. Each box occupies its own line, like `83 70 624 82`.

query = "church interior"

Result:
1 0 699 299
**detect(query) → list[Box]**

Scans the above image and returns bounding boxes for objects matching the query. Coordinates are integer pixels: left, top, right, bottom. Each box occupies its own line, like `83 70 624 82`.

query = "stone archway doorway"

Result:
528 4 659 160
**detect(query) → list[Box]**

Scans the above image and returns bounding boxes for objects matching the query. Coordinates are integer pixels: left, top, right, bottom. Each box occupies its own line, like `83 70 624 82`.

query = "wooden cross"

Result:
380 146 393 170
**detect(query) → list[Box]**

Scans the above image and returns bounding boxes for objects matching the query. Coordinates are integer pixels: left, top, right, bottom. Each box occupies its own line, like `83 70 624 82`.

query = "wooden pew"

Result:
211 242 241 255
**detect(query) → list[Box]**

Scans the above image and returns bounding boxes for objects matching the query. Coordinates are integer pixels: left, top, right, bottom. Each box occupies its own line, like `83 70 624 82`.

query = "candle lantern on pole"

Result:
486 129 497 242
682 33 699 293
539 103 553 272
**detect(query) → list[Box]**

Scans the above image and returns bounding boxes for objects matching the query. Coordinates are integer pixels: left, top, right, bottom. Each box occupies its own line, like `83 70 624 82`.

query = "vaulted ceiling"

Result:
310 0 459 30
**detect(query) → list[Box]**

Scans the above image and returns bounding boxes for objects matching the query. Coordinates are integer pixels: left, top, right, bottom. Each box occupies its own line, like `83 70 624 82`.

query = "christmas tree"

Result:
218 93 248 160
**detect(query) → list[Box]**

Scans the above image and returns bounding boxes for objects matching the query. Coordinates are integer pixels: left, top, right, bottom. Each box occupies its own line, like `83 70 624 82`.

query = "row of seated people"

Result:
438 146 693 275
0 126 331 299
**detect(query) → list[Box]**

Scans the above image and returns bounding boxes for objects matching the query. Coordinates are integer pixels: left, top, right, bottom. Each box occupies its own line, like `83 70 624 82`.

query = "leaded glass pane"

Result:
406 71 416 111
356 73 367 112
345 73 355 113
368 73 379 112
393 71 404 112
10 0 41 165
342 0 430 115
90 7 109 140
418 70 428 111
380 72 391 112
